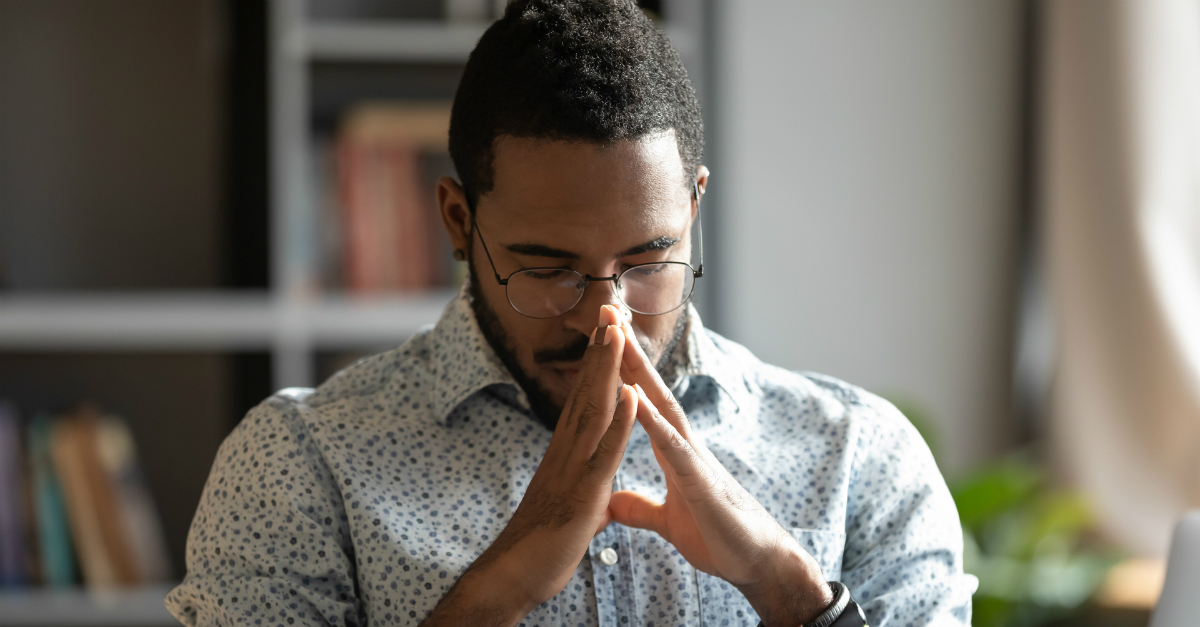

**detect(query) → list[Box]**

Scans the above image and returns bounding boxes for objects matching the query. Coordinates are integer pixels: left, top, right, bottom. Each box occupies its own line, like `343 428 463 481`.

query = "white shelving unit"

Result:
267 1 500 389
0 585 178 627
0 290 455 351
305 21 490 61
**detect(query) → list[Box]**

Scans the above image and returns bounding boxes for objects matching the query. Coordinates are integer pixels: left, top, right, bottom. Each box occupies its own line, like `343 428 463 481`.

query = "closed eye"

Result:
623 263 671 277
522 268 577 280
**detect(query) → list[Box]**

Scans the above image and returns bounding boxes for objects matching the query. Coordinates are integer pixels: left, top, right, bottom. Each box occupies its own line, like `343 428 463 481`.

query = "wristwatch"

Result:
756 581 868 627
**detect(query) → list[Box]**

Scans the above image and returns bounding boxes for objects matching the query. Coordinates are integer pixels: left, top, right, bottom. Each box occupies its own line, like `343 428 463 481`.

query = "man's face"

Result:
439 132 704 428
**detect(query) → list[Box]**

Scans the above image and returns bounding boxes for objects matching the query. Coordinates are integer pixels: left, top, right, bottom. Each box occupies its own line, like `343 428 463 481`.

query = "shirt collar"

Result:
430 284 751 423
663 306 752 413
429 281 526 424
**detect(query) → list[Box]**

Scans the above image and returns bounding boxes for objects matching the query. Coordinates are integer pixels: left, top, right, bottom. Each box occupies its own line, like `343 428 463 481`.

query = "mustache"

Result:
533 326 656 366
533 334 592 365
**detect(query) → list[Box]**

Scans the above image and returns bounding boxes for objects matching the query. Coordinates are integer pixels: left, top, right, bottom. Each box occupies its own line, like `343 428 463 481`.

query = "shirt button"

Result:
599 547 619 566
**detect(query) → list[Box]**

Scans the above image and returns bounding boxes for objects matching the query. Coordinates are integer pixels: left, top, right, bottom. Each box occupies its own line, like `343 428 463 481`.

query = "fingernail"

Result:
590 328 598 345
604 324 616 345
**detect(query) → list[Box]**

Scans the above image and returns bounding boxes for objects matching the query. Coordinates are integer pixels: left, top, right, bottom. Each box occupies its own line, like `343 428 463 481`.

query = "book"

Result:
94 415 171 582
51 407 138 587
19 453 43 585
1 401 168 590
27 414 76 587
335 101 453 293
0 401 30 587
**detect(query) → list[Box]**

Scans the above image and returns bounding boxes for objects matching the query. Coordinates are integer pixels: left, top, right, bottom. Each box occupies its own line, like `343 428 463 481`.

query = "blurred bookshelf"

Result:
0 0 709 624
0 291 455 350
305 21 490 61
0 585 179 627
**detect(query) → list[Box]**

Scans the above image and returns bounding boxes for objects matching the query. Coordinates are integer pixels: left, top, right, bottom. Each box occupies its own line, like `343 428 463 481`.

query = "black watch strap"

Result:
755 581 867 627
828 588 868 627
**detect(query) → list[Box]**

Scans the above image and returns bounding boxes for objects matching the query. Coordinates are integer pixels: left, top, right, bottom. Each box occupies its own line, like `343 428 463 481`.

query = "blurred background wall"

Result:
0 0 225 290
710 0 1028 474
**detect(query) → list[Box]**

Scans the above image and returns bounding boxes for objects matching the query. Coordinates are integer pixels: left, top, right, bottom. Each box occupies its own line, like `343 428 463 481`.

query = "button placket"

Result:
589 527 619 627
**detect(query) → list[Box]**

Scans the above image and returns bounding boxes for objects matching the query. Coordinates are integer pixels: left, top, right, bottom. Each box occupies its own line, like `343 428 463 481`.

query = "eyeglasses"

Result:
468 181 705 319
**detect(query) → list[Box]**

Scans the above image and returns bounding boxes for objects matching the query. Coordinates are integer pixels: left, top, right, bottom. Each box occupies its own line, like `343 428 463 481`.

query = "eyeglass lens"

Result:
505 263 695 319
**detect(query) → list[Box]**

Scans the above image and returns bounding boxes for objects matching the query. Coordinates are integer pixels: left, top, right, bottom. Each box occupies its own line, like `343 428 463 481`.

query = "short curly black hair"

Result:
449 0 704 210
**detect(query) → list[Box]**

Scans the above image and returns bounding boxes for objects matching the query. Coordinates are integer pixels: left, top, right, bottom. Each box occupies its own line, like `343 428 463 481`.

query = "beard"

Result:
466 252 688 431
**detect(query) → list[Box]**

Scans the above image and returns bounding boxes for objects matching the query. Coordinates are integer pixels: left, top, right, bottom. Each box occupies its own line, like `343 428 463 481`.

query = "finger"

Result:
562 311 623 429
571 323 627 451
585 384 637 480
597 303 624 331
647 437 678 487
594 506 613 537
620 321 697 442
555 325 603 435
580 303 625 402
608 490 666 537
619 320 725 472
619 320 651 378
633 373 723 475
619 320 671 398
633 383 710 493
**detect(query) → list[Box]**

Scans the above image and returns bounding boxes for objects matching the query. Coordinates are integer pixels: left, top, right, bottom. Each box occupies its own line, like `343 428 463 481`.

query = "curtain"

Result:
1043 0 1200 556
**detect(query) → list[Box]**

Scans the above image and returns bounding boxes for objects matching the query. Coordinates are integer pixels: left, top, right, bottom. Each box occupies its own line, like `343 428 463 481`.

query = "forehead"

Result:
481 132 692 241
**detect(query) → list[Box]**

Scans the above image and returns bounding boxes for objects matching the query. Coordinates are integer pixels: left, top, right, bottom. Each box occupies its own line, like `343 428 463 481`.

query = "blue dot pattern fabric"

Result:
166 285 976 626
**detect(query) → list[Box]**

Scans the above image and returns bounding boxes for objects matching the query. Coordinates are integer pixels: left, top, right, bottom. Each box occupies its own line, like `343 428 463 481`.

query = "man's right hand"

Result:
421 304 637 625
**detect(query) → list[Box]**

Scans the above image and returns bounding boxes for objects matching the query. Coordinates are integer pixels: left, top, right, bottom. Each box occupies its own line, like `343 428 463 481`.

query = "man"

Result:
167 1 976 625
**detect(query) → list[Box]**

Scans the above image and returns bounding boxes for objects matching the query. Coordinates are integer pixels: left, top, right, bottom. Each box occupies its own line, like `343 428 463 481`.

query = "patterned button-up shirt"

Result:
167 286 976 626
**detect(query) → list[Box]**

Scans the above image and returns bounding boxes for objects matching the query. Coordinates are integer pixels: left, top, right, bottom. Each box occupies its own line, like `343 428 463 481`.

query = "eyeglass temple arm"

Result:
693 179 704 278
468 209 508 285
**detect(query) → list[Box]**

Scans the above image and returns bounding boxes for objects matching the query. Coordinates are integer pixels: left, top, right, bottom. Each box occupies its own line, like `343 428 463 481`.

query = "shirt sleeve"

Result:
166 394 364 627
839 394 978 627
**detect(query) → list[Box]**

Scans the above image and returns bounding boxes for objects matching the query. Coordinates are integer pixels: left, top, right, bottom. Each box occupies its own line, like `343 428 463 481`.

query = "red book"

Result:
335 102 451 294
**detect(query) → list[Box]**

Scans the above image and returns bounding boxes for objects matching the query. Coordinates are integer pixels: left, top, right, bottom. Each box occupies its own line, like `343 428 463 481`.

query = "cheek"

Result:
482 290 560 359
634 311 684 360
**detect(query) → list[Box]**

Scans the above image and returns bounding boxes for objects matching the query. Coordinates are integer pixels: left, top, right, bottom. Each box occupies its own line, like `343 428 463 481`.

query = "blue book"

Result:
27 414 76 586
0 401 29 587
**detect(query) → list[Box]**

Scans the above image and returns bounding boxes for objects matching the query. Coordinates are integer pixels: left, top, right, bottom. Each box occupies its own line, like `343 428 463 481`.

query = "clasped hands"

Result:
428 305 831 627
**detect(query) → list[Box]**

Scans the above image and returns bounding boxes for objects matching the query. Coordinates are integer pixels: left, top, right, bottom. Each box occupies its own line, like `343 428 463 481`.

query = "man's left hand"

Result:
607 319 834 627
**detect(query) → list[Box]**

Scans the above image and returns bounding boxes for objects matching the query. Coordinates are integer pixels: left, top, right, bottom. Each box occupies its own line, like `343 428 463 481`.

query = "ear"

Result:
437 176 472 256
693 165 711 217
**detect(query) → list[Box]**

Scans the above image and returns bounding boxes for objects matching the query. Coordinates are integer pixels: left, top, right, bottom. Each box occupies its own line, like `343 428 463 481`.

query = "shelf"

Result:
0 584 178 626
302 21 489 63
0 290 457 351
298 21 698 67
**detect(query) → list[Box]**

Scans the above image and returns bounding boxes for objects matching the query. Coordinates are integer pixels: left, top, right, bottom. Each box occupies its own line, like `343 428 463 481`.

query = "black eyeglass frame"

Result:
466 180 705 318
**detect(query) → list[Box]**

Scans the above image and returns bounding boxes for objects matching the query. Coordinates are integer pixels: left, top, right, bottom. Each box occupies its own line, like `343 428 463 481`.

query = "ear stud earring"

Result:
453 249 466 261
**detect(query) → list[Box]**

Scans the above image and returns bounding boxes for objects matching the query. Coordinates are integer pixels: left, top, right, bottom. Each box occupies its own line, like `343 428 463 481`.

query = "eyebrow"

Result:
617 236 679 257
504 236 680 260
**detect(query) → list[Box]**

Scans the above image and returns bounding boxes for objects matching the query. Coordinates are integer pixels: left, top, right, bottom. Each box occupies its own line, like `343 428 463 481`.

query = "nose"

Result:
561 274 623 337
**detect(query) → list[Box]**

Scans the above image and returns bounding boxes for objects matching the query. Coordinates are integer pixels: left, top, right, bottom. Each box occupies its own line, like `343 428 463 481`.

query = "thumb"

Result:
608 490 664 535
594 507 612 537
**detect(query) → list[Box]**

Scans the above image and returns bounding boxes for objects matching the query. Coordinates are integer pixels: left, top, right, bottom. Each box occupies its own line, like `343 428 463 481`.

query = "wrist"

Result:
737 541 832 627
433 551 534 625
